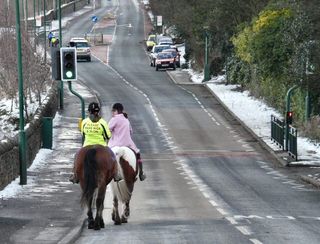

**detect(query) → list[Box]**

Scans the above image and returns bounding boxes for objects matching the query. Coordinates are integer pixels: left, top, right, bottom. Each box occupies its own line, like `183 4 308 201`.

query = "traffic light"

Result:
286 111 293 125
51 47 61 80
60 47 77 81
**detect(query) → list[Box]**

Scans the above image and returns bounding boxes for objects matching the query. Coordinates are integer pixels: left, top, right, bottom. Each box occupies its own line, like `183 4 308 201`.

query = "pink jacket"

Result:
108 114 139 153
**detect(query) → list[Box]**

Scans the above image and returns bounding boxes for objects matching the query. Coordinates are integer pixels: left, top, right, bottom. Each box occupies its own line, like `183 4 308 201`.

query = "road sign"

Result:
36 16 42 27
157 15 162 26
92 15 98 23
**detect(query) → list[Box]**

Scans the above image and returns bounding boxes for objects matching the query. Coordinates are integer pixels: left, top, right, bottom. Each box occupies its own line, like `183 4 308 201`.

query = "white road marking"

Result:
209 200 218 207
236 225 252 235
250 239 264 244
178 86 221 126
217 208 228 216
225 216 238 225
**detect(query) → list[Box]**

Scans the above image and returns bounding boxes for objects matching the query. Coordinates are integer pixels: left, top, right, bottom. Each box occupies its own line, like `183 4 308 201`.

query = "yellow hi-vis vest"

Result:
81 117 112 147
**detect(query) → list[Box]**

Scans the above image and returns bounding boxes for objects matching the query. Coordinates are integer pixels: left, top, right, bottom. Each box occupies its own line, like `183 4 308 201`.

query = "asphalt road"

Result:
67 0 320 243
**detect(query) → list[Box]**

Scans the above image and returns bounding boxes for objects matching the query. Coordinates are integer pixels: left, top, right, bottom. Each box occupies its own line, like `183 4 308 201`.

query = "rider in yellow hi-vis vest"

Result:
69 102 112 183
81 103 111 147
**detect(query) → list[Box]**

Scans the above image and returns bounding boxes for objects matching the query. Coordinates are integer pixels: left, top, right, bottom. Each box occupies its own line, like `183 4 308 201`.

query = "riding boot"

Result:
137 159 146 181
69 173 79 184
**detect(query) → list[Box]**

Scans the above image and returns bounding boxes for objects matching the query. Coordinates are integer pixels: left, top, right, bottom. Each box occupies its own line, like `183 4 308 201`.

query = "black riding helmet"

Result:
112 103 124 113
88 102 100 113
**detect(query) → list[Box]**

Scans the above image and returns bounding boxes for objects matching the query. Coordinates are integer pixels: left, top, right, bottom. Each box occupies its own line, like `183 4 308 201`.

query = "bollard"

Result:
42 117 53 149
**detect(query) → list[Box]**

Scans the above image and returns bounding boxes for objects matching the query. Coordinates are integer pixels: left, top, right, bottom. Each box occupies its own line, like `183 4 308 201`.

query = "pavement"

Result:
0 82 96 244
1 69 320 244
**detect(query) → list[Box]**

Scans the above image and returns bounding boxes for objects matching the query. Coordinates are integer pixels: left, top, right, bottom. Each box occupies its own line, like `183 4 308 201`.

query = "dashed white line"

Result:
236 225 252 236
250 238 263 244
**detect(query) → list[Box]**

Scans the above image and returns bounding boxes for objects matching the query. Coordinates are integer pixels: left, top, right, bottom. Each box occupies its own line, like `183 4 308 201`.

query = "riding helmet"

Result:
88 102 100 113
112 103 124 112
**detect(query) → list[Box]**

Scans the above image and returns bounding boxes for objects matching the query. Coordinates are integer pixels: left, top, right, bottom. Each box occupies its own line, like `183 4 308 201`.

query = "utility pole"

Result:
24 0 28 31
203 26 210 82
15 0 27 185
58 0 64 109
43 0 46 63
33 0 36 50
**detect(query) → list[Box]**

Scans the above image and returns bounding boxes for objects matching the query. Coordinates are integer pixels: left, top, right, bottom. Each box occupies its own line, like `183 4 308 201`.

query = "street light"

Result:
203 26 210 82
15 0 27 185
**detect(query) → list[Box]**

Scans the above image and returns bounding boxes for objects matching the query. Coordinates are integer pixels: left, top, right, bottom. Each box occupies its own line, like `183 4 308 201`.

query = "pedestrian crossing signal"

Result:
60 47 77 81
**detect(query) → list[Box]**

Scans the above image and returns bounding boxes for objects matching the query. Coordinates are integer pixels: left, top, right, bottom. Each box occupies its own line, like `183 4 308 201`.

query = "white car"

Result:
158 37 173 46
69 37 91 62
149 45 171 66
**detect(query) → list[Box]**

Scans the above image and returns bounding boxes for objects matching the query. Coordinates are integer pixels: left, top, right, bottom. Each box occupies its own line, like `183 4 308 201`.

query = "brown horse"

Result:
74 145 117 230
110 146 138 225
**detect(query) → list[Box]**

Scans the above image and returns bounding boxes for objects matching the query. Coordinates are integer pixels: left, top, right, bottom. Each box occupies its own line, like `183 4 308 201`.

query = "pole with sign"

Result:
156 15 163 34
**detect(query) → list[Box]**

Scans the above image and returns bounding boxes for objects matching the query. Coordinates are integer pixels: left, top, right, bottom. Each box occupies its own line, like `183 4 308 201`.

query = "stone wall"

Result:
0 82 59 190
36 0 89 24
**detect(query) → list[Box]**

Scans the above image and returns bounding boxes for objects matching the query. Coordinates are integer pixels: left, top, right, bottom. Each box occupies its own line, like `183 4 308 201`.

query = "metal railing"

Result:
288 126 298 160
271 114 298 161
271 115 284 149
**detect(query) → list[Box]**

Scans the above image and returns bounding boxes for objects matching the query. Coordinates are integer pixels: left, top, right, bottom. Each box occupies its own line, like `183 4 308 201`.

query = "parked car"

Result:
156 35 173 45
161 48 180 67
149 45 171 66
69 37 91 62
146 34 156 51
155 52 176 71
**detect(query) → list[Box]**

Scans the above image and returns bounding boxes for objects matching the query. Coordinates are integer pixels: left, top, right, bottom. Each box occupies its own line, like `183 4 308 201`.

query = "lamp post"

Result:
43 0 46 63
15 0 27 185
203 26 210 82
58 0 64 109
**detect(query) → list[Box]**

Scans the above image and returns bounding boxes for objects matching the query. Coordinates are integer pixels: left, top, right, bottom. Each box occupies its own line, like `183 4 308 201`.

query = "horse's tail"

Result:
81 148 98 207
111 148 133 203
112 179 132 203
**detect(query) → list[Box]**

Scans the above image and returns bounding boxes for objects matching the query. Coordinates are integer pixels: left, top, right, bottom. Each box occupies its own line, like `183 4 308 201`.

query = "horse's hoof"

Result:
121 216 128 223
100 219 105 228
114 221 122 225
94 225 101 230
88 222 94 229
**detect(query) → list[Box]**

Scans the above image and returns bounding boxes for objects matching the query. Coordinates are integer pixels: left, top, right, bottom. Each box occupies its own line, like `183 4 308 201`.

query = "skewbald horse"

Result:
74 145 117 230
111 146 139 225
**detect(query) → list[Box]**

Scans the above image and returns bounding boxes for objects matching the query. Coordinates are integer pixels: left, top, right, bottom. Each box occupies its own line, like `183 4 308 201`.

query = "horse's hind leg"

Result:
112 196 121 225
87 197 95 229
94 186 106 230
121 200 130 223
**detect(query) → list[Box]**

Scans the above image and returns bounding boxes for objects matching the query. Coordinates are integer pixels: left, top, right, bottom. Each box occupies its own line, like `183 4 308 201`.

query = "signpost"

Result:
156 15 163 34
36 16 42 27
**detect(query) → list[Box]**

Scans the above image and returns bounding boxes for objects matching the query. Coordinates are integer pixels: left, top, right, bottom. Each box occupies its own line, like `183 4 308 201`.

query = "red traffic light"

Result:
286 111 293 124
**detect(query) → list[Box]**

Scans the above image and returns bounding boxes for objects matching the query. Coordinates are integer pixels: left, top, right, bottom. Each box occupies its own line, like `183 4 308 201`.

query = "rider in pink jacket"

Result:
108 103 146 181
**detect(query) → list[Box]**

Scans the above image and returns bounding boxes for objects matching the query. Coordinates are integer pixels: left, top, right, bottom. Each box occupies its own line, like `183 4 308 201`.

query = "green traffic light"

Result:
66 71 73 78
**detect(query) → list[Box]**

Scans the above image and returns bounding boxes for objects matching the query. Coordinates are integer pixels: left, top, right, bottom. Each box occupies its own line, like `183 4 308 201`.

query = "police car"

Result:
69 37 91 62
